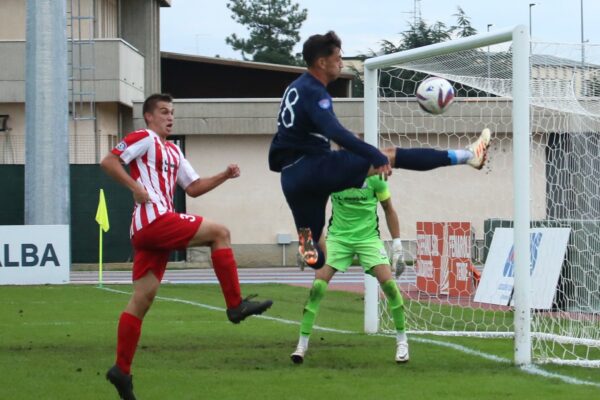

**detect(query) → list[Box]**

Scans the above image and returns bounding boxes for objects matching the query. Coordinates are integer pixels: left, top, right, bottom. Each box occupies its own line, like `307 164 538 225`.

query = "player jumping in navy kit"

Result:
269 31 490 270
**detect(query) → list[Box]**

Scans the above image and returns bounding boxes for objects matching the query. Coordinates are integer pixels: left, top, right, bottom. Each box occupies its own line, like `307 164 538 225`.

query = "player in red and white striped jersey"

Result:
111 127 199 236
101 94 272 400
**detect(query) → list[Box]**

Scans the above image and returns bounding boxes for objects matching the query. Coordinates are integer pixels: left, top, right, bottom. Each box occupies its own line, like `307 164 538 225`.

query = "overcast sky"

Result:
161 0 600 59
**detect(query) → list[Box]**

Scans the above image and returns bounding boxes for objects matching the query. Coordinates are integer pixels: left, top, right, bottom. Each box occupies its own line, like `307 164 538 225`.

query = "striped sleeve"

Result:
112 130 151 165
174 146 200 189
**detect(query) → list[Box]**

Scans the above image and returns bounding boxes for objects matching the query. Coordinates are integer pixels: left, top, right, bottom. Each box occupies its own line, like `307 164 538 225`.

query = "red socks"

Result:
211 248 242 309
113 249 241 375
115 312 142 375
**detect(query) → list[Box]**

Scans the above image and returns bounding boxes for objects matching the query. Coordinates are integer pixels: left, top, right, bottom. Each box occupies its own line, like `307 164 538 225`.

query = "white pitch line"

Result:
100 286 354 334
402 337 600 388
401 336 511 364
99 286 600 388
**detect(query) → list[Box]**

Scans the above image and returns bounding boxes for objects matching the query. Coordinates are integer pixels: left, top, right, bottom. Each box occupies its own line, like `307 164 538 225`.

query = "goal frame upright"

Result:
362 25 531 365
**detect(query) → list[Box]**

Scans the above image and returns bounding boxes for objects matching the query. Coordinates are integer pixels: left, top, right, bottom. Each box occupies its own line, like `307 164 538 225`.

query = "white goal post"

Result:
363 26 532 364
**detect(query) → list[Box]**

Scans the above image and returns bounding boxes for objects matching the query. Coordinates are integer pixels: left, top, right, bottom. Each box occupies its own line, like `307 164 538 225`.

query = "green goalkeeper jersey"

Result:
327 175 391 242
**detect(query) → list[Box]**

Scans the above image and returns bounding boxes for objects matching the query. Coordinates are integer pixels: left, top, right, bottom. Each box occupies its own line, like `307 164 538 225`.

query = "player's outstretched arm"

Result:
380 198 404 274
185 164 240 198
100 152 149 203
380 198 400 239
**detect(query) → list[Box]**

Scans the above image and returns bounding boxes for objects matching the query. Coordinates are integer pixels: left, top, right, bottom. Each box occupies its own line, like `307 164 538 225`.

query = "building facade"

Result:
1 1 565 268
0 0 170 164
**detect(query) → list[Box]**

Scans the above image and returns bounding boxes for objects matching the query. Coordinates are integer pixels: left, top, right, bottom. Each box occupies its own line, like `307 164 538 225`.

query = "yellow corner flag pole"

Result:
95 189 110 287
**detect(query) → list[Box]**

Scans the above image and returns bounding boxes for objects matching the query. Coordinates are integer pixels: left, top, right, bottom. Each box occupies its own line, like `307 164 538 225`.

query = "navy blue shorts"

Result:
280 150 370 264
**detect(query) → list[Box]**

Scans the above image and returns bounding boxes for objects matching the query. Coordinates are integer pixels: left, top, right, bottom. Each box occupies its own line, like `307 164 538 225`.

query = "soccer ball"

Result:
416 77 455 115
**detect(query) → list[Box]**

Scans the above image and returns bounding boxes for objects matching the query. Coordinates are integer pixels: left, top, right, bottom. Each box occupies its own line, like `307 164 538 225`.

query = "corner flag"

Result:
96 189 109 288
96 189 110 232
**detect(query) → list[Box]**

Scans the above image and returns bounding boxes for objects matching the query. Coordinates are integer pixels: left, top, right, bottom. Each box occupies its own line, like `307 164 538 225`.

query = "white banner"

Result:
474 227 570 309
0 225 70 285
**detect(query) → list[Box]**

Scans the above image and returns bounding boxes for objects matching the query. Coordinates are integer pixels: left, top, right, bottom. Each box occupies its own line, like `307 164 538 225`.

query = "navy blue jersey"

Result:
268 72 387 172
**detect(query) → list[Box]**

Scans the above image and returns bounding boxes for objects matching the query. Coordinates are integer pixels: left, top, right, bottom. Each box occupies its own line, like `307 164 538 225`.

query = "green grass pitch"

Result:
1 283 599 399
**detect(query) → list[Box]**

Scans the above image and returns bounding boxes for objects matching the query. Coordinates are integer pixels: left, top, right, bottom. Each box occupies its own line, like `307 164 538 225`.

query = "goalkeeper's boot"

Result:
298 227 318 269
106 365 137 400
394 262 406 278
291 344 307 364
394 258 407 278
395 340 409 364
466 128 491 170
226 295 273 324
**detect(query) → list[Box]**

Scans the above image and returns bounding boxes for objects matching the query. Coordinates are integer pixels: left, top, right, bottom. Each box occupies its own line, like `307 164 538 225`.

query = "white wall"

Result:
184 134 294 245
0 0 26 40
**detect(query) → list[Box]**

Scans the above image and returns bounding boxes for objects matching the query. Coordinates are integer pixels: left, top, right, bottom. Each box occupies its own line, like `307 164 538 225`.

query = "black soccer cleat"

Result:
106 365 137 400
226 295 273 324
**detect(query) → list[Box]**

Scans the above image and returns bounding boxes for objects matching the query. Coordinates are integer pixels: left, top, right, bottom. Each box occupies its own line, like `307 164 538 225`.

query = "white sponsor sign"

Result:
474 227 570 309
0 225 70 285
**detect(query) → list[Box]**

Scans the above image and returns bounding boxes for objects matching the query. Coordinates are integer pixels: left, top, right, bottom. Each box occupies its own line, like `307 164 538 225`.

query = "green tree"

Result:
450 7 477 38
350 12 479 98
371 20 451 57
400 20 451 50
351 19 451 97
226 0 307 65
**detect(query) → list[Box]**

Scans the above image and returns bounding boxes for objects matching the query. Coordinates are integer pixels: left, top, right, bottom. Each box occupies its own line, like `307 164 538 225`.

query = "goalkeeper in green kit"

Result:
291 175 408 364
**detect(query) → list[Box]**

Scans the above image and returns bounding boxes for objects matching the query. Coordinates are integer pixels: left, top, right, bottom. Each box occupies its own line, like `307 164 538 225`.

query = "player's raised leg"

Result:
466 128 491 169
283 151 371 270
284 186 329 270
189 217 273 323
381 128 492 171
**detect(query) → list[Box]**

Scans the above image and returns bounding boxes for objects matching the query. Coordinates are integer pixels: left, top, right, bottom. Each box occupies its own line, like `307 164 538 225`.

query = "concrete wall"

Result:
69 102 121 163
120 0 162 95
0 41 25 102
0 40 144 104
0 0 166 100
1 0 121 41
0 103 24 164
0 40 144 164
0 0 26 40
184 134 290 245
0 101 122 164
0 0 162 166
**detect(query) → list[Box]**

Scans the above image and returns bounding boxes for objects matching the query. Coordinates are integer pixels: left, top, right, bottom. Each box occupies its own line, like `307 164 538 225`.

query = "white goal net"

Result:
366 28 600 367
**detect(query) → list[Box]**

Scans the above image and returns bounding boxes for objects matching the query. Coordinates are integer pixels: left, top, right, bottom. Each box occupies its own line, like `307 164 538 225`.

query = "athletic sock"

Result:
115 312 142 375
300 279 328 336
396 331 408 343
448 149 473 165
394 148 452 170
381 279 406 333
298 334 310 349
211 248 242 309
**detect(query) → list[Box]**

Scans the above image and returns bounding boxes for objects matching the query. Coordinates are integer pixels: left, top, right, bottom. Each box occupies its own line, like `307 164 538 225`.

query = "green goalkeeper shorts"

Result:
325 237 390 276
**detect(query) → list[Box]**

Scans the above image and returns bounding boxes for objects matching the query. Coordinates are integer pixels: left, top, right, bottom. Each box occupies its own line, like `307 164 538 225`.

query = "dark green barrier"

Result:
0 165 185 263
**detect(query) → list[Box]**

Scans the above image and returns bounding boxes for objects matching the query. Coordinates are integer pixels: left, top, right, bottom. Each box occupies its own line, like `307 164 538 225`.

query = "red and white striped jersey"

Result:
111 129 199 236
